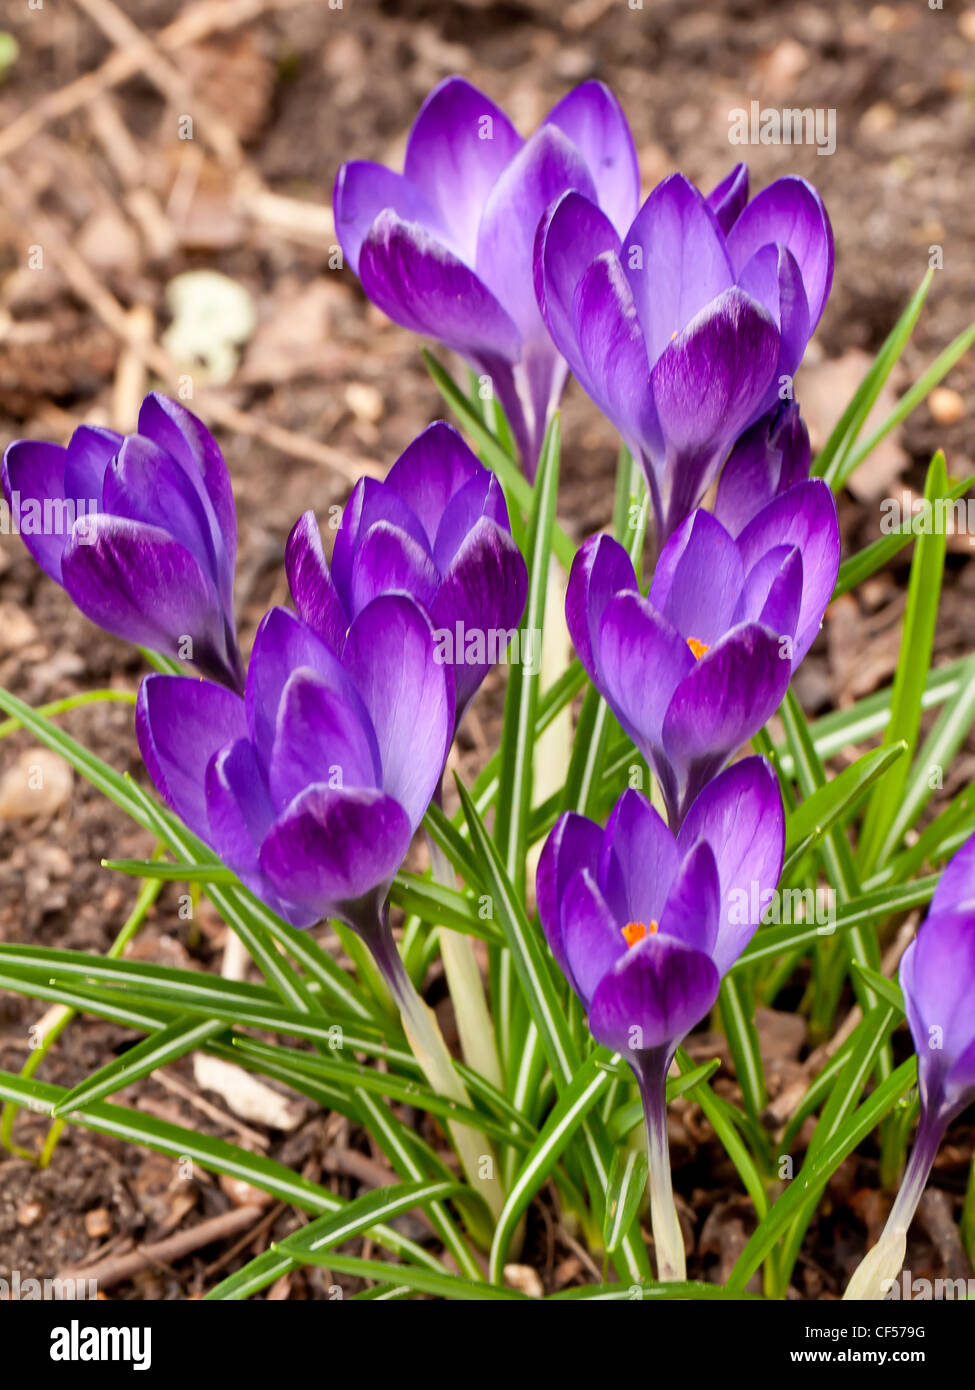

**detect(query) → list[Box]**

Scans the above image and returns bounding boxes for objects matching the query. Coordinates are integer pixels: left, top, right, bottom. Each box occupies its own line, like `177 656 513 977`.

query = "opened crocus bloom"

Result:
534 165 832 538
137 599 452 981
845 833 975 1300
286 421 528 726
334 77 639 476
538 758 785 1280
2 393 243 690
566 479 839 827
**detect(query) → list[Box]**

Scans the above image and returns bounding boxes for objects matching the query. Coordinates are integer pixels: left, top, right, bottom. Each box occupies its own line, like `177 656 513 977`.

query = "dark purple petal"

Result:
2 440 73 581
648 509 744 646
476 124 598 342
430 517 528 716
333 161 445 274
432 472 510 573
61 514 239 686
359 210 521 364
623 173 735 365
542 81 640 237
733 544 803 645
285 511 349 651
259 786 413 922
736 479 839 665
737 243 811 385
662 623 791 823
349 522 441 615
385 421 482 547
600 788 679 927
678 756 784 975
588 932 719 1053
658 840 720 957
342 593 453 827
565 533 639 678
536 811 603 978
726 175 834 328
136 673 246 841
713 403 811 537
534 190 622 378
62 424 120 505
403 76 523 264
706 163 749 235
268 668 382 811
561 867 627 1006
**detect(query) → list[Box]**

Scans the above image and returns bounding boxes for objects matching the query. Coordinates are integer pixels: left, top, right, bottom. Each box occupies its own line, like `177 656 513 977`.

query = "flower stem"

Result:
367 910 505 1222
634 1048 686 1282
843 1108 947 1301
427 835 504 1091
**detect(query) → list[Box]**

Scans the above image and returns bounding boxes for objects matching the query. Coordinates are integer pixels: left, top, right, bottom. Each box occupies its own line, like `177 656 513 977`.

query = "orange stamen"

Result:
686 636 709 660
621 920 658 948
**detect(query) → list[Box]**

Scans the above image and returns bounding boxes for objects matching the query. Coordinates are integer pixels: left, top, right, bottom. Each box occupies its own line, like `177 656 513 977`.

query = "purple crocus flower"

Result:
846 834 975 1299
537 758 784 1279
334 77 640 477
713 401 811 537
1 394 243 690
534 164 833 538
136 597 452 993
285 421 528 726
567 479 839 827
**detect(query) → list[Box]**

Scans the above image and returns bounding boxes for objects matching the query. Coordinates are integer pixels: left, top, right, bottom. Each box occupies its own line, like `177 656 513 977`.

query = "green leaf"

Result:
102 857 236 883
603 1146 648 1255
850 963 906 1014
272 1248 530 1300
784 742 907 852
53 1016 227 1114
275 1179 472 1259
858 452 948 871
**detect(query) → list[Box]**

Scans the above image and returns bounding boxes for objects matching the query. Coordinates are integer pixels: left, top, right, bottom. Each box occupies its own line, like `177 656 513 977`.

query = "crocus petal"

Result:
285 511 349 651
136 673 247 841
733 544 803 647
432 472 510 573
268 667 382 811
623 173 735 365
333 161 445 274
930 834 975 916
536 811 603 977
597 591 695 756
658 840 720 957
349 522 442 615
726 176 834 328
385 421 482 547
588 933 720 1054
901 910 975 1114
403 76 523 264
136 393 237 609
678 756 785 975
561 868 627 1006
713 403 810 537
2 441 73 581
342 594 453 827
476 124 598 341
542 81 640 237
245 606 361 769
332 478 432 613
737 243 811 386
259 786 413 921
736 479 839 665
62 425 120 506
534 190 622 378
61 515 237 685
662 624 791 822
359 210 522 365
648 509 745 645
600 788 679 927
565 532 639 678
706 163 749 235
430 517 528 716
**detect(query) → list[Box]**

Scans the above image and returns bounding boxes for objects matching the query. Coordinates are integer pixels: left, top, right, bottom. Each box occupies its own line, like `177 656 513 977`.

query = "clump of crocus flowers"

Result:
8 74 955 1296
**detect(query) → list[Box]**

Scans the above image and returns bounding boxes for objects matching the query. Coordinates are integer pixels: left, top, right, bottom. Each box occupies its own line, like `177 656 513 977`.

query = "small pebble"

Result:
929 386 965 426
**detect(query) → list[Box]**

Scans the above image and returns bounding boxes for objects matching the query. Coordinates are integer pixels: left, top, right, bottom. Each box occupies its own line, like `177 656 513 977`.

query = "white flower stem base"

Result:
635 1049 686 1283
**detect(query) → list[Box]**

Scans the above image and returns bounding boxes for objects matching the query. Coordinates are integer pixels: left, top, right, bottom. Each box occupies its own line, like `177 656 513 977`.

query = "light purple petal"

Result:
623 173 735 365
597 591 695 756
2 440 73 581
62 425 120 506
565 532 639 678
534 190 622 378
726 175 834 328
432 472 509 573
736 479 839 665
333 161 445 274
543 81 640 237
285 510 349 651
268 667 382 811
658 840 720 957
342 593 453 827
588 933 719 1053
536 811 603 979
733 544 803 645
404 76 523 264
561 867 626 1007
931 833 975 916
600 788 679 927
385 421 482 547
332 477 432 614
136 673 246 841
349 522 442 615
648 509 744 646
